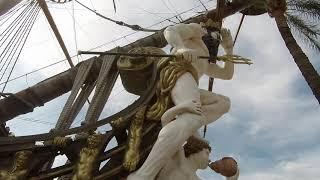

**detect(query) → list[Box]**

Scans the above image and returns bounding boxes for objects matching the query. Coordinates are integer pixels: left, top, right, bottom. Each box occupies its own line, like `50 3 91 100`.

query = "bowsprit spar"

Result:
0 0 260 179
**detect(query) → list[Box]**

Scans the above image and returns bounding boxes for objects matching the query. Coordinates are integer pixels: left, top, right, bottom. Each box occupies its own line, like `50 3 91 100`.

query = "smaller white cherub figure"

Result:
156 136 239 180
156 136 211 180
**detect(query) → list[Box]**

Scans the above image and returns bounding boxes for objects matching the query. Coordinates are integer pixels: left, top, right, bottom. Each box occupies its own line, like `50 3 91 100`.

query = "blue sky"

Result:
1 0 320 179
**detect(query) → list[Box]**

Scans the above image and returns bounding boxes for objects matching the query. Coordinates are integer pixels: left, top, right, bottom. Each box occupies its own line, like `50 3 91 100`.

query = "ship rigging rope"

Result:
71 0 80 63
0 2 36 75
0 2 33 49
0 0 29 26
0 3 37 74
0 0 212 87
1 3 40 92
74 0 159 32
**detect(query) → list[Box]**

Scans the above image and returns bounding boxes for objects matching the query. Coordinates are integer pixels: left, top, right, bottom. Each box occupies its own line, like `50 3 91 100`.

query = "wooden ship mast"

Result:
0 0 265 179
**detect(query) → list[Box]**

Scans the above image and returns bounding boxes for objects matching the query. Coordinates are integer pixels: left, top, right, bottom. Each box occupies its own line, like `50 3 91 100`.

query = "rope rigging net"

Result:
0 1 40 93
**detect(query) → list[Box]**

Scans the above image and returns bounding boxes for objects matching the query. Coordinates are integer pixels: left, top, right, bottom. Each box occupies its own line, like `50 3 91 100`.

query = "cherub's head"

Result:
184 136 211 169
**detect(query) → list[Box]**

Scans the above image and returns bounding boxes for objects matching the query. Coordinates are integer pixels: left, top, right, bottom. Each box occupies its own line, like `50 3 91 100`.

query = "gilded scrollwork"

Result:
53 136 72 148
0 151 32 180
72 133 102 180
123 106 146 171
110 117 128 130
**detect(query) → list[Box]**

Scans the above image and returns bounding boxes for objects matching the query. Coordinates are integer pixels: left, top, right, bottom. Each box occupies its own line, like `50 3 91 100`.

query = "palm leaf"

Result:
286 14 320 52
287 0 320 21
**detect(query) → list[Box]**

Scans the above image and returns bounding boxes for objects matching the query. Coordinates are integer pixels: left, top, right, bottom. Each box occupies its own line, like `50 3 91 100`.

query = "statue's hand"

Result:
220 28 233 55
175 48 198 63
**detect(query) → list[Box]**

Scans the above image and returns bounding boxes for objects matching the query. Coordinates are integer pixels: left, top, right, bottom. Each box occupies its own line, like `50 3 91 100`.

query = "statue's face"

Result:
196 148 210 169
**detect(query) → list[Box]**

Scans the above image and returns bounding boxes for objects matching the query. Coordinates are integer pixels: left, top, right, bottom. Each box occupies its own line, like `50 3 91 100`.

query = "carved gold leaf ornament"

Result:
72 132 102 180
53 136 72 148
147 56 198 120
0 150 32 180
123 106 147 171
110 117 128 129
217 54 252 65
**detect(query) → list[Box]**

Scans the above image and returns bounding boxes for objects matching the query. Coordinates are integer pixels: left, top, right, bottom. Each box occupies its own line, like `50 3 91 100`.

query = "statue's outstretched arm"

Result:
205 28 234 80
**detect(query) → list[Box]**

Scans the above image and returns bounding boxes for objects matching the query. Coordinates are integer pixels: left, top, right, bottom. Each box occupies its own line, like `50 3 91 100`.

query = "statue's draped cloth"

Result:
146 56 198 120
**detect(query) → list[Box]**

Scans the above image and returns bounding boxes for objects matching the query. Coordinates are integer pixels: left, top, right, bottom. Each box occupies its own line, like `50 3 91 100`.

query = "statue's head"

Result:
184 136 211 169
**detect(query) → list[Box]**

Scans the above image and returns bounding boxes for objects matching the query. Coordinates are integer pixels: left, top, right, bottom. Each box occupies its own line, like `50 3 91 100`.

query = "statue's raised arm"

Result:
204 28 235 80
164 23 235 80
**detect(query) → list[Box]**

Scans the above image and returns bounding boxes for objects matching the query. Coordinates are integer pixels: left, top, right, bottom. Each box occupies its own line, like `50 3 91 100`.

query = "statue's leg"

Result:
199 89 231 124
128 73 204 180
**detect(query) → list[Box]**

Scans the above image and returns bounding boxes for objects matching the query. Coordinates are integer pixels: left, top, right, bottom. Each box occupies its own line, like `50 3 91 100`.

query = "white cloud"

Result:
241 147 320 180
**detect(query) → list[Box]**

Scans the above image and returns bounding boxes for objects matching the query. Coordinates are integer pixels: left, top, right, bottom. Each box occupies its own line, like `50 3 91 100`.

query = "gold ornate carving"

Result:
110 117 128 129
53 136 72 148
217 55 252 65
72 133 102 180
146 56 198 120
117 47 165 69
118 47 166 95
123 106 147 171
0 151 32 180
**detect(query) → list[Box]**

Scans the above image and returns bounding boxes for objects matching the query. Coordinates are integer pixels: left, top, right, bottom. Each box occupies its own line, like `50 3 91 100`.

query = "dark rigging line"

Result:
90 1 212 51
0 58 71 86
233 14 245 46
0 0 213 86
0 0 28 20
0 3 36 71
0 4 39 85
60 4 95 51
166 0 184 22
0 3 35 73
74 0 159 32
0 0 29 27
0 2 33 47
1 5 41 92
64 2 80 63
89 0 96 11
197 0 208 12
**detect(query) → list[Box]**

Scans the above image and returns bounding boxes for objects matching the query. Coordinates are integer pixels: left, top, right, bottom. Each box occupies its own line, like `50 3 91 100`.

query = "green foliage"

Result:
285 0 320 52
286 14 320 51
287 0 320 20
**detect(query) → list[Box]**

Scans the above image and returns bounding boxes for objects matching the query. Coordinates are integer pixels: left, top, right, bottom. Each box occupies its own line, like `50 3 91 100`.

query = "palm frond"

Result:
287 14 320 52
287 0 320 21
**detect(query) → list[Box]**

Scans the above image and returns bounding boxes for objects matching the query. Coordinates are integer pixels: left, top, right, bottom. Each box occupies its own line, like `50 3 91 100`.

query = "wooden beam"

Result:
37 0 74 67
